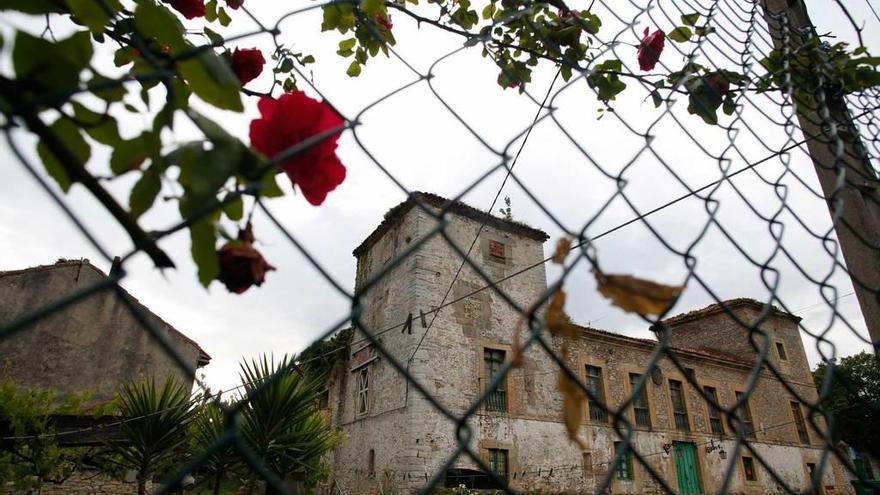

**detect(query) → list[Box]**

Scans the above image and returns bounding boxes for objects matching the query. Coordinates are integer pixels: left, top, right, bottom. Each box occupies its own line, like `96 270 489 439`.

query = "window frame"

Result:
480 344 511 413
702 385 725 436
741 456 759 483
584 364 608 423
668 378 690 432
356 367 370 417
613 441 634 481
789 400 811 445
628 372 653 429
776 341 788 361
733 390 757 439
488 448 510 483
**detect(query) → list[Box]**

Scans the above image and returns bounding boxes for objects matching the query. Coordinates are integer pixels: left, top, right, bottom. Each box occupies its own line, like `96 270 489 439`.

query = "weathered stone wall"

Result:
0 261 205 406
329 199 853 495
2 471 148 495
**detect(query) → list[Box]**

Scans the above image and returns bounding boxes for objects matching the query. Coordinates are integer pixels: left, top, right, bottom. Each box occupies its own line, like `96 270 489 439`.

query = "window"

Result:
703 386 724 435
669 380 690 431
742 456 757 482
582 452 593 477
488 448 509 482
318 389 330 410
484 349 508 412
356 368 369 416
776 342 788 361
488 240 506 260
629 373 652 428
613 442 634 481
734 391 755 439
790 401 810 444
585 365 607 422
368 449 376 479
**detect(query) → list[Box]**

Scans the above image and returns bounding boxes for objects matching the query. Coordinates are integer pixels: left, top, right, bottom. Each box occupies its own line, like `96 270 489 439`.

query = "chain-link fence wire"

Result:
1 0 879 493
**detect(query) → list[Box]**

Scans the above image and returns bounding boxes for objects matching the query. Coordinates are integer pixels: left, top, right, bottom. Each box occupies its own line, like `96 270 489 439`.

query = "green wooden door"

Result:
674 442 702 494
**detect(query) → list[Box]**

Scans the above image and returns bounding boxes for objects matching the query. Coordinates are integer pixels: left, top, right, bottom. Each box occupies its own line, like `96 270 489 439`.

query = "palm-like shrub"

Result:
115 377 196 495
236 355 337 492
189 400 240 494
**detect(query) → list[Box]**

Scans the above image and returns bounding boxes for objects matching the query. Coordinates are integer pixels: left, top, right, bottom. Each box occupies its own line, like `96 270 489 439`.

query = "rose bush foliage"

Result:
0 0 877 293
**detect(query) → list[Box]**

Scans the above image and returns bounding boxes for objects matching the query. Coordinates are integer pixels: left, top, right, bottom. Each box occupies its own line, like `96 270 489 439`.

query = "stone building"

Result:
0 259 210 405
323 192 853 494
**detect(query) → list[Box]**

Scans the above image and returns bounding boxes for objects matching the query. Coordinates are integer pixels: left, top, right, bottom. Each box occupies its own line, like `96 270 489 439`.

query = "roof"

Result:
662 297 802 327
353 191 550 257
0 259 211 367
573 324 753 367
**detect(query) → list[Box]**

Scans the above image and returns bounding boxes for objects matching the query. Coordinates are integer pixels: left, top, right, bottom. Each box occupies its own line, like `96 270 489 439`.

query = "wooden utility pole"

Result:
762 0 880 353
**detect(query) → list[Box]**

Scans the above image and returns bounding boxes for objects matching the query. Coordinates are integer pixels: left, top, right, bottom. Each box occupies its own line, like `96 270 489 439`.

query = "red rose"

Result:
226 0 244 9
217 225 275 294
249 91 346 206
230 48 265 86
168 0 205 19
497 73 518 89
637 27 665 71
375 14 392 31
706 73 730 96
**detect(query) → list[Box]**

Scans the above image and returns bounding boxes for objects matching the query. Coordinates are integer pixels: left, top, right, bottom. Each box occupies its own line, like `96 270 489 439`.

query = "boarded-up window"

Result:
776 342 788 361
582 452 593 477
368 449 376 479
484 349 507 412
629 373 651 428
488 240 506 260
585 365 607 422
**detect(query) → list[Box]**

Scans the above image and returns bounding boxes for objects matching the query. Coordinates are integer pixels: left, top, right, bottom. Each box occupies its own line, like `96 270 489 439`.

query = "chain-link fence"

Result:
1 0 880 493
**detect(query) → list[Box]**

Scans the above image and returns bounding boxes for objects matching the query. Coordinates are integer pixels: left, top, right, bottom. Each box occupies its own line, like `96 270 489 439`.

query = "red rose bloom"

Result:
168 0 205 19
249 91 346 206
231 48 265 86
706 73 730 96
637 27 665 71
497 73 518 89
226 0 244 9
375 14 393 30
217 225 275 294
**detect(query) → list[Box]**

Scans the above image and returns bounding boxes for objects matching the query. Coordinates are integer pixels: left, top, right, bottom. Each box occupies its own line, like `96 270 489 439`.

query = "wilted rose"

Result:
217 225 275 294
226 0 244 9
167 0 205 19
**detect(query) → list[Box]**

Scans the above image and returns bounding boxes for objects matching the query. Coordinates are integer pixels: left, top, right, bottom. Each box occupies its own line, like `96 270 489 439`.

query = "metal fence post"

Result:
762 0 880 353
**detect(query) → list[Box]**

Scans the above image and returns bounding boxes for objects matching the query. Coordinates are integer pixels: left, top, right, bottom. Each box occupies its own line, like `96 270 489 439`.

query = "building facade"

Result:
324 192 852 494
0 259 210 406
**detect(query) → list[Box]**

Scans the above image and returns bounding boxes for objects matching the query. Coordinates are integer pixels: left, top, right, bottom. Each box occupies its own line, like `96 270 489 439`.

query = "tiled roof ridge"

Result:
663 297 801 326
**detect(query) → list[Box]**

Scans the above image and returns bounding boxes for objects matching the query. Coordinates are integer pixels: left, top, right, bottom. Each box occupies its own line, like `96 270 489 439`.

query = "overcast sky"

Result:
1 0 878 394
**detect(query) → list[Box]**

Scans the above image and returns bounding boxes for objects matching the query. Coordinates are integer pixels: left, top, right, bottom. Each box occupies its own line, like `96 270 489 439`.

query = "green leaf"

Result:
722 94 736 115
0 0 63 14
695 26 716 37
72 102 121 146
651 90 662 108
481 3 495 20
339 38 357 52
110 134 152 174
321 4 342 31
260 172 284 198
178 50 244 111
188 109 237 143
179 142 242 203
361 0 383 16
560 64 572 82
204 27 224 45
222 193 244 220
681 13 700 27
89 75 127 102
218 7 231 26
302 55 315 64
13 30 93 91
130 169 162 219
347 61 362 77
204 0 218 22
668 26 692 43
36 119 91 193
188 215 219 288
687 84 722 125
134 1 187 54
67 0 120 33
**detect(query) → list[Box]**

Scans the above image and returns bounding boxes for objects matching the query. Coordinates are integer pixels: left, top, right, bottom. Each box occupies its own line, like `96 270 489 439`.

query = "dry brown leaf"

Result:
558 367 588 450
594 271 684 316
544 289 567 335
552 237 572 264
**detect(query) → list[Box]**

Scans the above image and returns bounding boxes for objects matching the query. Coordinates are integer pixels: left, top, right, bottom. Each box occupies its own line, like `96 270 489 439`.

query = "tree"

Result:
0 375 94 490
236 355 338 493
114 376 197 495
812 352 880 457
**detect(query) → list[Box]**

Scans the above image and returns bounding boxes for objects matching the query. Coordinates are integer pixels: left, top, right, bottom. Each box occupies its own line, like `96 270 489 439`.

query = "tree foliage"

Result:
812 352 880 457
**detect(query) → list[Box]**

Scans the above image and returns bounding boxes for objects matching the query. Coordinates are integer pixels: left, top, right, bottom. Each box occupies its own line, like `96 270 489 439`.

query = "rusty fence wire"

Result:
1 0 880 493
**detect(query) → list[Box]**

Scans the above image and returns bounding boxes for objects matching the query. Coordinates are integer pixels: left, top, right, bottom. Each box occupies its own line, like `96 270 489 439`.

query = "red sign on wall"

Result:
489 240 505 259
